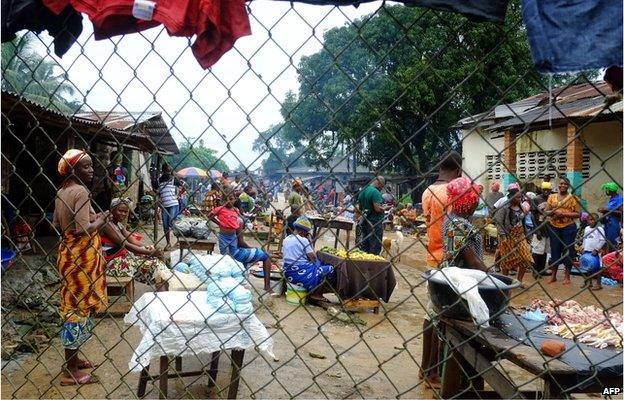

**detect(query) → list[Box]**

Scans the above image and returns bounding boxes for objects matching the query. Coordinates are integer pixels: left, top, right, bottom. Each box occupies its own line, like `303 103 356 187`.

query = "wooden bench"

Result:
105 276 135 316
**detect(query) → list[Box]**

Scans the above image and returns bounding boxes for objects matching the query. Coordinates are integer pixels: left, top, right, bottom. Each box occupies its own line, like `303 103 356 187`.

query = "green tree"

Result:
1 33 80 113
267 3 581 176
166 139 229 172
253 123 305 174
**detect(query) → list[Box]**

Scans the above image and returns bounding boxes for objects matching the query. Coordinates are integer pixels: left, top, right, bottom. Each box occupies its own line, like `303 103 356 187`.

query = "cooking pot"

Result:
422 269 520 321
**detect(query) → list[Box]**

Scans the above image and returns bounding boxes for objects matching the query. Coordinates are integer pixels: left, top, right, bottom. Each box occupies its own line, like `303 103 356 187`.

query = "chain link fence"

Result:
1 0 622 398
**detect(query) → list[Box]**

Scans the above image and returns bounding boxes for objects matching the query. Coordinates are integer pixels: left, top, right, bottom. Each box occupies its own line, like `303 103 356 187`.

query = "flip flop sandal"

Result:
590 286 603 291
60 374 99 386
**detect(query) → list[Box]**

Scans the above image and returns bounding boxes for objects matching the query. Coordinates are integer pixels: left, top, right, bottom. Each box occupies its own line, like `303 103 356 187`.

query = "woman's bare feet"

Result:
546 277 557 284
60 370 98 386
562 278 571 285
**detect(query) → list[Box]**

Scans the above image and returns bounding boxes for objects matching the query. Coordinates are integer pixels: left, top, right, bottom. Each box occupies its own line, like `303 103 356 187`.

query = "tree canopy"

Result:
1 33 80 113
257 3 576 176
166 139 229 172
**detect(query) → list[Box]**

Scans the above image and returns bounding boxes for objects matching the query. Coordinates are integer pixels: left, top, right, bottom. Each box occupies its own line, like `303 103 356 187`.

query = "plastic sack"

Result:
601 277 618 286
174 262 191 274
173 218 193 237
188 261 209 283
234 302 254 315
230 286 252 303
521 309 548 322
191 223 211 239
439 268 490 327
207 297 236 314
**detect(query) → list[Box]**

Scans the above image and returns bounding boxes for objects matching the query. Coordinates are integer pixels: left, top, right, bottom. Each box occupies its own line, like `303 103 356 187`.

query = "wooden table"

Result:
125 292 272 399
309 217 354 249
137 350 245 399
438 318 622 399
177 236 216 260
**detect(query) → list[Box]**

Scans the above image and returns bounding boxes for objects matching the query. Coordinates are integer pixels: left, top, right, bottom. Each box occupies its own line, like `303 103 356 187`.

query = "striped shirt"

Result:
158 177 181 208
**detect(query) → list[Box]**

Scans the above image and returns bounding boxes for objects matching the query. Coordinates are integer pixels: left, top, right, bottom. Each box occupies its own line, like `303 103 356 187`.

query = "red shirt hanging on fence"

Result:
42 0 251 68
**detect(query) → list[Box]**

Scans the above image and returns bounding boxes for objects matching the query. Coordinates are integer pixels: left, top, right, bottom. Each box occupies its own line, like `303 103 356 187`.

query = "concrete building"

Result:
458 82 622 211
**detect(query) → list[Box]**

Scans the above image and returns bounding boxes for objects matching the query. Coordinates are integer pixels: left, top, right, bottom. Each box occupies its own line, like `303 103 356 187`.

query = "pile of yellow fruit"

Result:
321 247 385 261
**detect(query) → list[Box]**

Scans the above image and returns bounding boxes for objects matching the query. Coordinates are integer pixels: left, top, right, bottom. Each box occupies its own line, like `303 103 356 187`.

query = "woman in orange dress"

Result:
53 149 109 385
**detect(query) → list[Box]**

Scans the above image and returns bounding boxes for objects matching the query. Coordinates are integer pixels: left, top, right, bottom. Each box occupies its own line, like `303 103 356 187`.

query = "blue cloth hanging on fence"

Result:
522 0 623 73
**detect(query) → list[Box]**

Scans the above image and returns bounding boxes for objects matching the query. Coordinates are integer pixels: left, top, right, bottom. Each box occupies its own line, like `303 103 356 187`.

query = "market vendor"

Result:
282 216 336 305
101 198 166 285
53 149 109 386
286 178 306 234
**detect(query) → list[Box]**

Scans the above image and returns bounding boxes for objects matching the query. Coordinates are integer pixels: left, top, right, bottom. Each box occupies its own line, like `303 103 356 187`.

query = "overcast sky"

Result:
44 1 388 170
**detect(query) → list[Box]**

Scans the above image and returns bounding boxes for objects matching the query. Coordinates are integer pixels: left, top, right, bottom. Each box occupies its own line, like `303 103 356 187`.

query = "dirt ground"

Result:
2 198 621 399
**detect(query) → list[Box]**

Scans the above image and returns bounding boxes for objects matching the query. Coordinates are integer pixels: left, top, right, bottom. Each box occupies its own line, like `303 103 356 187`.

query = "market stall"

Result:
439 313 623 398
317 249 396 313
423 269 623 398
125 291 274 399
309 216 354 249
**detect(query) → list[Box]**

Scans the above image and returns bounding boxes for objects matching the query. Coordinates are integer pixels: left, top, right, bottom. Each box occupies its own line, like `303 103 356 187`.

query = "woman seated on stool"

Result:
282 216 336 306
101 198 167 284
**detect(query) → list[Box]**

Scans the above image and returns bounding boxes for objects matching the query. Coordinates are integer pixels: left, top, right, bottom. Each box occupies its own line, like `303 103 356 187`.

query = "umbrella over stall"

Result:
209 169 223 179
175 167 208 178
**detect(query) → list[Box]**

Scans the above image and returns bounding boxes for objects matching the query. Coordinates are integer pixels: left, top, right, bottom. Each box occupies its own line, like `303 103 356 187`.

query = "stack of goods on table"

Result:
523 299 623 349
180 254 254 316
173 216 214 239
320 246 385 261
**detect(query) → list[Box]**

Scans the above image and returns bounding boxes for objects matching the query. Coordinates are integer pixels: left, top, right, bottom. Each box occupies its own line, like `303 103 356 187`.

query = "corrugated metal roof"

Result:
75 111 161 130
75 110 179 154
489 89 621 131
1 91 156 150
456 81 621 133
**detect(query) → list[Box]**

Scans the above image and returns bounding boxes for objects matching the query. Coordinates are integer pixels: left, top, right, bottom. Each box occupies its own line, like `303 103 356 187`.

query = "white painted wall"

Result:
460 127 504 193
461 120 623 211
580 120 623 211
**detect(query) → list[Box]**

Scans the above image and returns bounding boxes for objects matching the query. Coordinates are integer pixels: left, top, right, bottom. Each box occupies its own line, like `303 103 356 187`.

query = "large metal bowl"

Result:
421 269 520 321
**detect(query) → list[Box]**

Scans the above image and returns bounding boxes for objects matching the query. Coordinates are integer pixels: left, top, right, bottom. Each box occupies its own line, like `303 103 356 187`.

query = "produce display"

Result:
320 246 386 261
526 299 623 349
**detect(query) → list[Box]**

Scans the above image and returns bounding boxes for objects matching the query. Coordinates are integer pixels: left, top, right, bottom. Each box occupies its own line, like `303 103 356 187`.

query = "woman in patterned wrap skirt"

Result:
54 149 110 386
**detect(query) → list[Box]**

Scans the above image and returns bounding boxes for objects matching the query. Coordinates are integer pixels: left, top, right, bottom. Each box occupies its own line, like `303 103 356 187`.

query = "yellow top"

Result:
547 193 580 228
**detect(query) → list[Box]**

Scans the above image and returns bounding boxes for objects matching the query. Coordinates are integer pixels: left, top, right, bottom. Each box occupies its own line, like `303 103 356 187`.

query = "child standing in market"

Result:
207 191 273 292
579 213 606 290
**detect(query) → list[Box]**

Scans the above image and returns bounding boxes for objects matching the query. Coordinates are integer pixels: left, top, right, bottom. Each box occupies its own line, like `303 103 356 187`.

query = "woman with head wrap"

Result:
53 149 110 385
442 177 490 271
492 187 533 286
485 181 504 209
599 182 623 251
420 177 489 389
544 177 581 285
282 216 336 304
100 198 166 284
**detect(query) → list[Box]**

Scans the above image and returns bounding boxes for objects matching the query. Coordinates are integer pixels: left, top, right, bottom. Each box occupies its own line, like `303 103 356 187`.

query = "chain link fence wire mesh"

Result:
1 0 623 398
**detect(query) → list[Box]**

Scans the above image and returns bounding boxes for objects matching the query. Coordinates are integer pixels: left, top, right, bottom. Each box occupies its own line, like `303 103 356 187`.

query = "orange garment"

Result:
422 183 448 267
547 193 581 228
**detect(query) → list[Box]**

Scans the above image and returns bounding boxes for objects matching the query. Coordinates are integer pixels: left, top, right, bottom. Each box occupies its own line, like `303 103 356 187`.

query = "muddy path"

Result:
2 217 621 399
